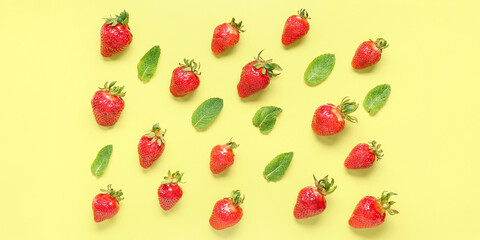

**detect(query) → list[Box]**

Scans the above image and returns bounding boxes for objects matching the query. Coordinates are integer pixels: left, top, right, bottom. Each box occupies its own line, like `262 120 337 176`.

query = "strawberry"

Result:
294 175 336 219
158 171 184 210
237 50 282 98
92 184 123 223
282 9 310 46
169 59 201 97
349 191 398 228
209 190 244 230
210 139 239 174
311 97 358 136
345 141 384 169
91 81 126 126
211 18 244 55
351 38 388 69
100 10 133 57
138 123 166 168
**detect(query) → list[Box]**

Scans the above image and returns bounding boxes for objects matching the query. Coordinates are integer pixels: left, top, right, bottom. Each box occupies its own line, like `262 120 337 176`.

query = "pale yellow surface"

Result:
0 0 478 239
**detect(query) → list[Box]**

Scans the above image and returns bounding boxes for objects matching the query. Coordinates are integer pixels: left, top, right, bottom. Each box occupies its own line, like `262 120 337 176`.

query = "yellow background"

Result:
0 0 478 239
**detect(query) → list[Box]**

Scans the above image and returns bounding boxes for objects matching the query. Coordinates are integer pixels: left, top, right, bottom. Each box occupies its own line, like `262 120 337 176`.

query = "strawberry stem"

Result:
297 8 310 19
162 170 184 185
369 140 384 160
144 123 166 146
225 138 239 149
230 190 245 206
104 10 129 27
377 191 398 215
313 175 337 196
100 184 124 202
99 81 126 97
180 58 201 75
252 50 282 77
372 38 389 52
230 18 245 32
338 97 358 123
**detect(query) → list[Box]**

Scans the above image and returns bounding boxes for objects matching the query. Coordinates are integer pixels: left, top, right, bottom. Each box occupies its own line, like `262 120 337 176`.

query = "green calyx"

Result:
313 175 337 196
99 81 126 97
180 58 201 75
252 50 282 77
369 140 384 160
297 8 310 19
230 18 245 32
371 38 389 52
225 138 240 149
377 191 399 215
104 10 129 27
144 123 166 147
230 190 245 206
338 97 358 123
100 184 124 202
161 170 184 185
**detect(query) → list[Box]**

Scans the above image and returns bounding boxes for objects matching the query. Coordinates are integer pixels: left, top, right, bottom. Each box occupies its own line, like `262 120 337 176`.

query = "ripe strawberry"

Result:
311 97 358 136
158 171 184 210
92 184 123 223
138 123 166 168
100 10 133 57
209 190 244 230
345 141 384 169
210 139 239 174
169 59 201 97
349 191 399 228
91 81 126 126
211 18 244 55
294 175 336 219
282 9 310 46
351 38 388 69
237 50 282 98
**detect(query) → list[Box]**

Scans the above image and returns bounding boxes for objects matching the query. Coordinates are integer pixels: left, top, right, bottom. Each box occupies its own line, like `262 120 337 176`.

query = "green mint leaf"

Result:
191 98 223 130
263 152 293 182
137 45 161 82
252 106 282 134
304 53 335 86
363 84 391 115
91 145 113 177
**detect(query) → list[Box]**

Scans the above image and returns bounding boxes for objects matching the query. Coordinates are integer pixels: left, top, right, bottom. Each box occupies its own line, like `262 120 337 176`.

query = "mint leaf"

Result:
304 53 335 86
91 145 113 176
263 152 293 182
191 98 223 130
137 45 161 82
363 84 391 114
252 106 282 134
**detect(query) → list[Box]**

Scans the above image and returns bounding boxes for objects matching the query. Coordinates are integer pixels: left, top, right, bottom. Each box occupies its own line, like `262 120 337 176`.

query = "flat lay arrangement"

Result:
5 1 477 239
91 9 396 230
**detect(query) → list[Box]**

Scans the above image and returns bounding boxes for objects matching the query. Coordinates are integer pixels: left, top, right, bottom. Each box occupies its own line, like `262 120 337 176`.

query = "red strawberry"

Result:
158 171 184 211
169 59 201 97
138 123 166 168
100 10 133 57
211 18 244 55
351 38 388 69
91 81 126 126
237 50 282 98
294 175 336 219
209 190 244 230
92 184 123 223
349 191 398 228
282 9 310 46
210 139 239 174
345 141 384 169
311 97 358 136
